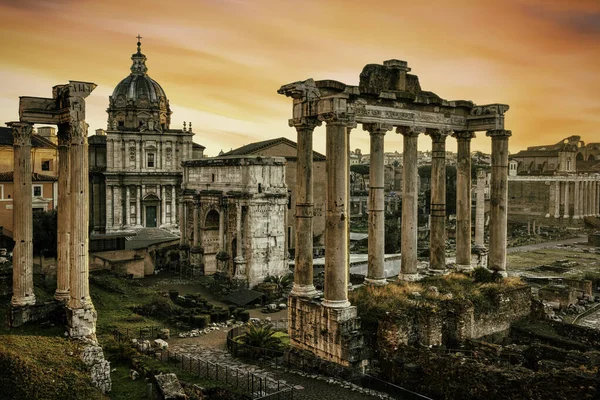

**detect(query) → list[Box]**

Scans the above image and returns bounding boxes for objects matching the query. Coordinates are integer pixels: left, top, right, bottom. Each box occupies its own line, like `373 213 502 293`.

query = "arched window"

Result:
205 209 219 230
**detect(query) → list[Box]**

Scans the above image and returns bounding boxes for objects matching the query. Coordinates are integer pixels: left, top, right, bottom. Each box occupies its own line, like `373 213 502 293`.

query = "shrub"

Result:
240 323 281 350
472 267 502 284
238 310 250 322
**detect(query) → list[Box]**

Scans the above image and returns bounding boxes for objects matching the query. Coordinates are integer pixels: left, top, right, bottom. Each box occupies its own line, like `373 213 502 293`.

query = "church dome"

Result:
107 38 172 132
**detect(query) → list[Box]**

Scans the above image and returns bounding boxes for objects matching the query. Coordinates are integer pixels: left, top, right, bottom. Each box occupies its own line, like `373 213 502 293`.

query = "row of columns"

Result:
290 115 511 307
106 184 177 228
550 179 600 219
10 120 94 310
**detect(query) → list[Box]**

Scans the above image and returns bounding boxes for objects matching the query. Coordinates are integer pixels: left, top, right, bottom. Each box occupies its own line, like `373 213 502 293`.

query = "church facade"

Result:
100 40 204 235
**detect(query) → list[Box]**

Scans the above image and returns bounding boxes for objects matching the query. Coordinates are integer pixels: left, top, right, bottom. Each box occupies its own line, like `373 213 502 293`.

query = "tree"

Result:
32 209 57 257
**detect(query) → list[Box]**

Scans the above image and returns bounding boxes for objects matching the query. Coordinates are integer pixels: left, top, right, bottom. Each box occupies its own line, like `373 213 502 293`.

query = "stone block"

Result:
67 306 97 340
153 339 169 350
155 373 187 400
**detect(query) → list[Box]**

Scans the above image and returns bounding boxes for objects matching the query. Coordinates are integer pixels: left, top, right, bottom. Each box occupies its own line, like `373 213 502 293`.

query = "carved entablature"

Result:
279 60 509 133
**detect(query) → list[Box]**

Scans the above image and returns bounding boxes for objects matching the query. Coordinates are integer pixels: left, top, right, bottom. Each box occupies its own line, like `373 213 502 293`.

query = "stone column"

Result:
319 112 353 308
597 181 600 216
9 122 36 307
114 186 122 227
426 129 448 273
136 186 141 226
454 131 475 271
574 179 580 219
290 117 320 297
179 201 187 245
67 119 96 338
364 122 392 285
595 181 599 216
55 124 71 301
107 139 113 169
124 186 130 226
106 185 113 230
171 186 176 225
397 126 422 281
563 180 570 218
193 199 200 247
218 208 225 250
234 202 246 281
136 140 141 170
486 129 511 277
475 169 486 248
554 181 561 218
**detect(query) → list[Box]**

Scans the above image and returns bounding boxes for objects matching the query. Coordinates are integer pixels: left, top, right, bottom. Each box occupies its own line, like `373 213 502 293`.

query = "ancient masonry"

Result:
9 81 97 339
279 60 511 367
180 156 289 286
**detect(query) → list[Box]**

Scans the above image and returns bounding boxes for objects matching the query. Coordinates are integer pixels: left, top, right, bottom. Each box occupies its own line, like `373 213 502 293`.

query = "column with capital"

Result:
486 129 511 277
426 129 449 273
290 117 320 298
364 122 392 285
397 126 422 281
554 181 561 218
563 180 570 218
319 112 354 308
9 122 36 307
574 179 580 219
454 131 475 271
67 118 96 339
475 169 486 248
55 123 71 301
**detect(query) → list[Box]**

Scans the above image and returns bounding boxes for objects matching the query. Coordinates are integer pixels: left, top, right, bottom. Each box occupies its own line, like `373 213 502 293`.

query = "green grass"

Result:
107 363 148 400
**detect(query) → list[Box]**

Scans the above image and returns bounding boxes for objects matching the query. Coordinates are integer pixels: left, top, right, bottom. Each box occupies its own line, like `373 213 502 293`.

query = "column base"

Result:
554 214 560 218
54 290 70 302
364 277 388 286
490 269 508 278
573 216 580 220
398 273 420 282
428 268 448 276
545 214 550 218
11 294 36 307
322 299 351 308
456 264 473 272
290 283 319 298
67 306 97 341
563 215 570 219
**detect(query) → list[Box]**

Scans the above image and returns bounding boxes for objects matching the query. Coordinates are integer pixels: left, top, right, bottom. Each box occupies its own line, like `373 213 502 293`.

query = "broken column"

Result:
398 126 422 281
55 123 71 301
364 122 392 286
454 131 475 271
427 129 448 273
290 117 320 297
9 121 36 307
487 129 511 277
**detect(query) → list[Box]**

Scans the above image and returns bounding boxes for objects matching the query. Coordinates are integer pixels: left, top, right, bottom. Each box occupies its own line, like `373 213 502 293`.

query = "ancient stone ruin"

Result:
9 81 97 340
279 59 511 368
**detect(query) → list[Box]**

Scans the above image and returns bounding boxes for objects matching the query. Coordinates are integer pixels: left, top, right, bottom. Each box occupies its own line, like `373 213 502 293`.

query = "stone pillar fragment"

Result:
486 129 511 277
290 117 320 297
9 121 36 307
363 122 392 285
426 129 448 273
454 131 475 271
475 169 486 248
55 124 71 301
397 126 422 281
320 112 353 307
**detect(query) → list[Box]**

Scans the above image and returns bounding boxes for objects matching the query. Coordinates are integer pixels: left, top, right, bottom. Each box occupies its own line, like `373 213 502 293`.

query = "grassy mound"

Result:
0 335 106 400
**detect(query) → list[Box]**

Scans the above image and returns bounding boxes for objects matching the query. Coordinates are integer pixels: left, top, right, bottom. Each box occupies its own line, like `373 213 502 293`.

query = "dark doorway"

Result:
146 206 157 227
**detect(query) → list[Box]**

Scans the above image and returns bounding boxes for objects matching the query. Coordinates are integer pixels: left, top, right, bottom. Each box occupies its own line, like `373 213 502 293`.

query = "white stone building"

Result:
180 156 289 287
103 40 204 233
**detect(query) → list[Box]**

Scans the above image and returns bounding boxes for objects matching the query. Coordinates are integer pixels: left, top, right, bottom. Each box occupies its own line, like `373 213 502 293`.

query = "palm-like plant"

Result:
264 274 293 294
240 323 281 350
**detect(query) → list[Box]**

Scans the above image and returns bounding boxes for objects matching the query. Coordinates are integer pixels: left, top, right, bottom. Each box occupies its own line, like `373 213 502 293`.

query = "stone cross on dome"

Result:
136 34 143 52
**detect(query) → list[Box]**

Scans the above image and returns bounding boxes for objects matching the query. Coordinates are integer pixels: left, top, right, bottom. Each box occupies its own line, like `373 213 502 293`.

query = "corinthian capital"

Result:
8 121 33 146
425 128 451 142
396 125 425 137
362 122 393 135
452 130 476 140
289 117 322 131
318 111 356 127
486 129 512 138
70 120 89 146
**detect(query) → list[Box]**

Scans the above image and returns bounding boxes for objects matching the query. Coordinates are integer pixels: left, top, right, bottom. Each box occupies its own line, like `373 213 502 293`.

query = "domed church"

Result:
102 38 204 234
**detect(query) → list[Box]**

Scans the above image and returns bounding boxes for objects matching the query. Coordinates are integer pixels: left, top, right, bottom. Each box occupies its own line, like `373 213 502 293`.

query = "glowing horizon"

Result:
1 0 598 156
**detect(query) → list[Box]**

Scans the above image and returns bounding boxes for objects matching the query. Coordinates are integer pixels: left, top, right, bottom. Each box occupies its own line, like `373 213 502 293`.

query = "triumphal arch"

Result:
279 60 510 368
9 81 97 339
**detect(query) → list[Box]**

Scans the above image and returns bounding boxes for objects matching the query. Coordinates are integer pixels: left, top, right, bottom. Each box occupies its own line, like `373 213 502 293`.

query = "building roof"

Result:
0 127 57 149
511 150 560 158
0 171 58 182
220 137 326 161
192 142 205 150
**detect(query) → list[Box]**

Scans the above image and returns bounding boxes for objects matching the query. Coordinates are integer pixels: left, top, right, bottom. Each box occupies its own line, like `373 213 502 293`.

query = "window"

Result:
147 153 155 168
118 120 124 127
41 160 51 171
33 185 42 197
211 173 215 183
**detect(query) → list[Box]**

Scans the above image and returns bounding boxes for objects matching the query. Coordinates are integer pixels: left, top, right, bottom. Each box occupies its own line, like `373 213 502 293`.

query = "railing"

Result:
349 374 433 400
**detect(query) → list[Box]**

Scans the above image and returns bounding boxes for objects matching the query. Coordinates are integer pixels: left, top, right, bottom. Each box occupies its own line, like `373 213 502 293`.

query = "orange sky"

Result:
0 0 598 156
